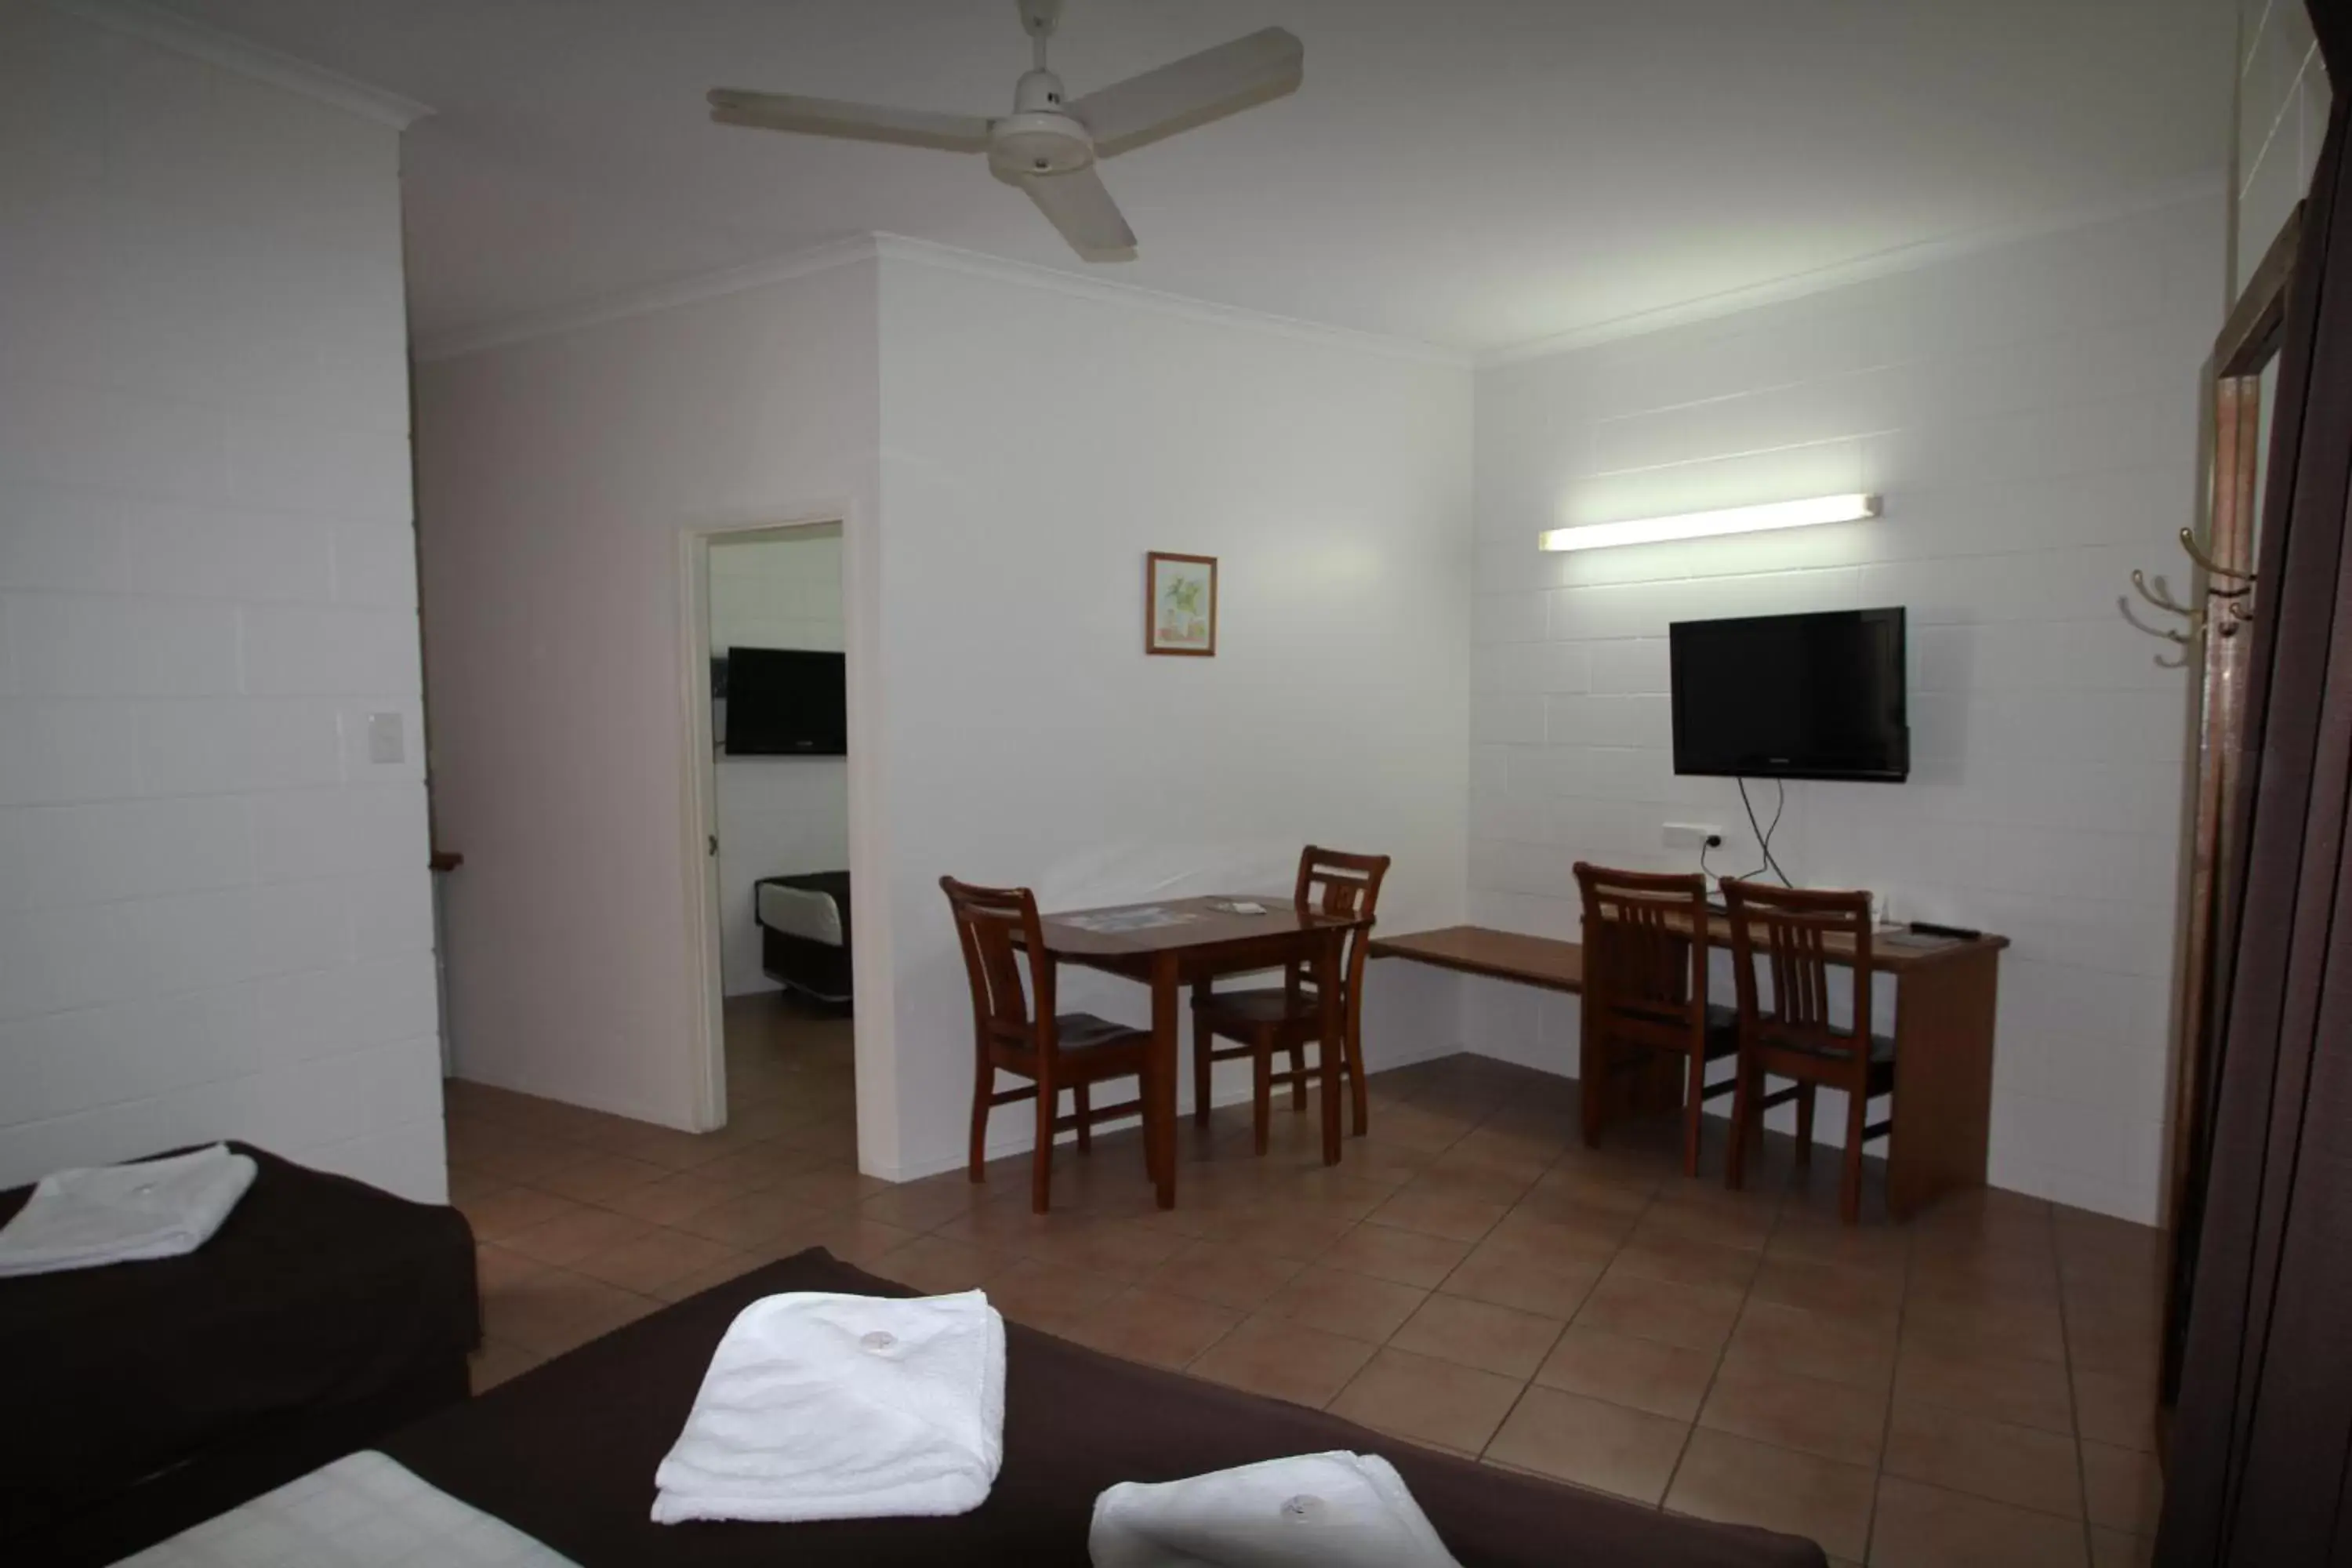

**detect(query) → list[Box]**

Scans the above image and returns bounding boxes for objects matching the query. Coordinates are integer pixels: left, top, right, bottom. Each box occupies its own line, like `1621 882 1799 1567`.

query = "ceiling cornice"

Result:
46 0 433 129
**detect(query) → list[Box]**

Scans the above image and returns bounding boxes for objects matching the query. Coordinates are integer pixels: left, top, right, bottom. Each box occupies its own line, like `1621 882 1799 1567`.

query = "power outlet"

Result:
1661 822 1722 851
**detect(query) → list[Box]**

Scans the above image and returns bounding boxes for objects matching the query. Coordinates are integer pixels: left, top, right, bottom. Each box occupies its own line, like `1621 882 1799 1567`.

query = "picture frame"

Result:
1145 551 1218 656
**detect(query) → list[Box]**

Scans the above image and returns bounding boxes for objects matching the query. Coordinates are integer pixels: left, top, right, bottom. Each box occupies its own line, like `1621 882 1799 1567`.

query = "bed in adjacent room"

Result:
754 870 853 1006
107 1247 1826 1568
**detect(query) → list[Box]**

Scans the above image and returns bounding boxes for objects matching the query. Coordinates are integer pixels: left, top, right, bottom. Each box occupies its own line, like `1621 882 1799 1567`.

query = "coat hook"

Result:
2180 528 2257 583
2129 569 2198 617
2118 594 2196 646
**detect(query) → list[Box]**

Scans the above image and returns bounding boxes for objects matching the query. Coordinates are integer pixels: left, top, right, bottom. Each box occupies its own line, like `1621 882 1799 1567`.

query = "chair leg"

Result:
1346 1020 1369 1137
969 1060 991 1184
1840 1087 1867 1225
1682 1052 1705 1179
1252 1043 1273 1156
1192 1010 1213 1127
1289 1041 1308 1112
1031 1075 1054 1215
1725 1057 1751 1190
1790 1083 1813 1167
1073 1082 1091 1152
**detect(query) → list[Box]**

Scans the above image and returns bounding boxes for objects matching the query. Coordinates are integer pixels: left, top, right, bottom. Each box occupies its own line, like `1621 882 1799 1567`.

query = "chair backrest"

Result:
1573 862 1711 1053
940 876 1054 1057
1718 877 1875 1077
1289 846 1392 1033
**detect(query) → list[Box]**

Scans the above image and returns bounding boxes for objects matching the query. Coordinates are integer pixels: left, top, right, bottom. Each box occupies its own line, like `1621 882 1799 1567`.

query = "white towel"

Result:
1091 1451 1463 1568
651 1288 1007 1525
0 1143 256 1278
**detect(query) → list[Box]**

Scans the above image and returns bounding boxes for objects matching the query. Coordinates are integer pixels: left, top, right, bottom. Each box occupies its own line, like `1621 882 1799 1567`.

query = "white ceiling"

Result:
148 0 2234 356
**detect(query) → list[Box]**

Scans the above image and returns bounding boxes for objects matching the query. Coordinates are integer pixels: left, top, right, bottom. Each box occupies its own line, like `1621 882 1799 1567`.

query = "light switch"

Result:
367 711 405 764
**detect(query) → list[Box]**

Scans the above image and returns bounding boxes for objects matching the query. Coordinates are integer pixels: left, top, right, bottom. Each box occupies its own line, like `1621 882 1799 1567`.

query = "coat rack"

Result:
2121 528 2257 668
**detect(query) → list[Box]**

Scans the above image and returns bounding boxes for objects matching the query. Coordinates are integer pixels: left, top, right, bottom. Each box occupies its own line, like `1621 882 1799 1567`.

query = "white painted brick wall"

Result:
0 3 441 1200
2235 0 2331 289
1467 197 2224 1223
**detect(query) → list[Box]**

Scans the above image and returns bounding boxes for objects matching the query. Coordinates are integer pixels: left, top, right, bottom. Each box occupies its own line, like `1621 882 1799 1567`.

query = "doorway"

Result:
684 521 855 1148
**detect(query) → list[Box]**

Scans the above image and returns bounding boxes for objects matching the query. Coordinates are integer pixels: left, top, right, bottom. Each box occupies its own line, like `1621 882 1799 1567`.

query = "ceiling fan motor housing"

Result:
991 104 1094 177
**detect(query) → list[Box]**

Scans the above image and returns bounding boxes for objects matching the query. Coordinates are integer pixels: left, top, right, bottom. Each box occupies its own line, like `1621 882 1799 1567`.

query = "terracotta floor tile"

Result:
1190 1315 1377 1407
1327 1347 1524 1454
856 1174 985 1232
983 1256 1127 1321
672 1190 822 1250
1867 1475 2088 1568
597 1171 744 1227
1317 1221 1474 1288
1485 1385 1689 1504
1140 1238 1307 1312
1636 1198 1777 1254
483 1269 660 1358
1748 1254 1904 1327
1364 1188 1511 1243
1902 1294 2068 1367
1611 1229 1767 1291
529 1153 674 1207
1723 1298 1897 1392
570 1225 742 1296
1666 1427 1878 1562
456 1185 585 1243
1439 1238 1604 1319
501 1205 652 1268
1766 1212 1911 1277
770 1211 921 1267
2073 1366 2158 1452
1894 1338 2074 1435
650 1250 764 1303
2082 1440 2162 1535
1535 1324 1719 1421
2089 1526 2154 1567
1882 1399 2084 1518
768 1163 895 1214
869 1234 1004 1294
1575 1270 1744 1354
1068 1287 1240 1371
1261 1264 1429 1344
1389 1292 1566 1380
1700 1359 1890 1468
466 1337 543 1394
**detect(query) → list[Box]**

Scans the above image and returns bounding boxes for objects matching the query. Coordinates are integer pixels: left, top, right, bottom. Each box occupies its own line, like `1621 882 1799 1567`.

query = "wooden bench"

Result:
1369 922 2010 1220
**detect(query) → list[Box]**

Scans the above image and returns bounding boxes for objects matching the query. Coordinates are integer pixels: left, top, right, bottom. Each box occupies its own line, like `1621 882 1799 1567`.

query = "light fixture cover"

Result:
1539 492 1882 553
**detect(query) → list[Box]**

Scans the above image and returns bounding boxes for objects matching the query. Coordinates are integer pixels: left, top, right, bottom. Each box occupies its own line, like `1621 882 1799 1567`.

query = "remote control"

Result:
1907 920 1981 941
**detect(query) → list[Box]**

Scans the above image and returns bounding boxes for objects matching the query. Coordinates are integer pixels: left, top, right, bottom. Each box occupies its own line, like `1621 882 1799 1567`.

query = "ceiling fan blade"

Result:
1018 165 1137 260
1066 27 1302 159
706 89 991 153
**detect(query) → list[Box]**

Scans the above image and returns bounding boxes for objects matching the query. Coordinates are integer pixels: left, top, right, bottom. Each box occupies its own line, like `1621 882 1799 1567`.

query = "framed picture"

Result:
1146 552 1218 656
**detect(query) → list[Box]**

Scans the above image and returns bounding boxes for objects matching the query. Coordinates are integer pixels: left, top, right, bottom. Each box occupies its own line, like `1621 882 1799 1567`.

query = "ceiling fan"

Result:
707 0 1304 261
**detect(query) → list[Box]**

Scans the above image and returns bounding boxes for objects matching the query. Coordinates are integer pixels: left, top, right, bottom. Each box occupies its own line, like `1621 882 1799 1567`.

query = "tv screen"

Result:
1669 608 1908 782
724 648 846 757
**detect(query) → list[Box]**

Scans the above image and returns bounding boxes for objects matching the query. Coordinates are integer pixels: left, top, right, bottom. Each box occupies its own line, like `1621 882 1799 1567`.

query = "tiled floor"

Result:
448 1003 2165 1568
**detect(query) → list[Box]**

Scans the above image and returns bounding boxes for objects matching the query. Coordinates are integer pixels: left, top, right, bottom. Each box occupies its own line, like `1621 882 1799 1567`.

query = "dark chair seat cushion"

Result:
1052 1011 1150 1054
1193 986 1317 1032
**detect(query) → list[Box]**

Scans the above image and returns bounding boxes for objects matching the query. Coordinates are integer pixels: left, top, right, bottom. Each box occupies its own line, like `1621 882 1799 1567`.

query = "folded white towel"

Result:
652 1289 1007 1525
0 1143 256 1278
1091 1451 1462 1568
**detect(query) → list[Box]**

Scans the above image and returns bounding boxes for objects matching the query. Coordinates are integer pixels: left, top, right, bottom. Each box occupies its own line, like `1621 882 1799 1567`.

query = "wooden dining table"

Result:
1018 895 1370 1208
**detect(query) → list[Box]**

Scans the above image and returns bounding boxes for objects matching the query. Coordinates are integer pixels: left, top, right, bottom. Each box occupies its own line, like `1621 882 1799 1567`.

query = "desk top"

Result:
1028 895 1367 960
1370 920 2007 990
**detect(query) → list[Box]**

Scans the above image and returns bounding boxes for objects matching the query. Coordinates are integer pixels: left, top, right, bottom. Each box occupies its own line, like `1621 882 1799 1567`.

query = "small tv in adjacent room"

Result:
1669 607 1909 782
723 647 847 756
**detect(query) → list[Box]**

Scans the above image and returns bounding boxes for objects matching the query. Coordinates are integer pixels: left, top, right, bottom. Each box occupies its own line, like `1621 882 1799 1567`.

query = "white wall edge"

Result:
872 1033 1470 1185
413 231 1476 370
44 0 433 129
1479 173 2232 368
412 235 881 363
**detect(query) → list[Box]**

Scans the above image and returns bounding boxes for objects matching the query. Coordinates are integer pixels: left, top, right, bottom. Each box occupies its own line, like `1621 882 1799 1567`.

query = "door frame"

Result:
677 508 855 1134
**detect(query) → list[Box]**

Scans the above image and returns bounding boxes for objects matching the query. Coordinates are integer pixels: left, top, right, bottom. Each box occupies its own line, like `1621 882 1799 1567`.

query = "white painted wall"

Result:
876 250 1474 1180
0 3 440 1199
1465 197 2224 1223
414 257 884 1134
2234 0 2331 292
710 530 848 996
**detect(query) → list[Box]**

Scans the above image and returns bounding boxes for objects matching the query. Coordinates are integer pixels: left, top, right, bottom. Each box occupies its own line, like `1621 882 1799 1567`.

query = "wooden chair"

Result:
942 877 1152 1214
1719 877 1893 1223
1573 863 1740 1178
1191 847 1391 1155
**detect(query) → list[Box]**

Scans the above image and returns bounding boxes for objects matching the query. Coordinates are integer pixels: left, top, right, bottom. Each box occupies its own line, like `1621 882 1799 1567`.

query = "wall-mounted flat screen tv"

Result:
724 647 847 756
1669 608 1908 782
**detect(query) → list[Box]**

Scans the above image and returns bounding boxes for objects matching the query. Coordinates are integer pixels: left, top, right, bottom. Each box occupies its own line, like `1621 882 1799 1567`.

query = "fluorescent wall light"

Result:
1539 492 1882 553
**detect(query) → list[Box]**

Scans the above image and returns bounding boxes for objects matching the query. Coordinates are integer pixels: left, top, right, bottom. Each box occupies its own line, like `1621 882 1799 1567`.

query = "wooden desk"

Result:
1024 897 1368 1209
1370 923 2011 1220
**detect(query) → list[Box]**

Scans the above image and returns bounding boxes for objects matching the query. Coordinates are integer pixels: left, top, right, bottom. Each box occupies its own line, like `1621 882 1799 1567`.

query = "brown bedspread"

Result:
384 1248 1827 1568
1 1143 477 1564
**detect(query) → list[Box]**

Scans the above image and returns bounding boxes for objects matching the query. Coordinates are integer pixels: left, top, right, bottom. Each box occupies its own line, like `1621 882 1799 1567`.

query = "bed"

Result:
0 1144 478 1568
337 1247 1828 1568
755 870 853 1006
